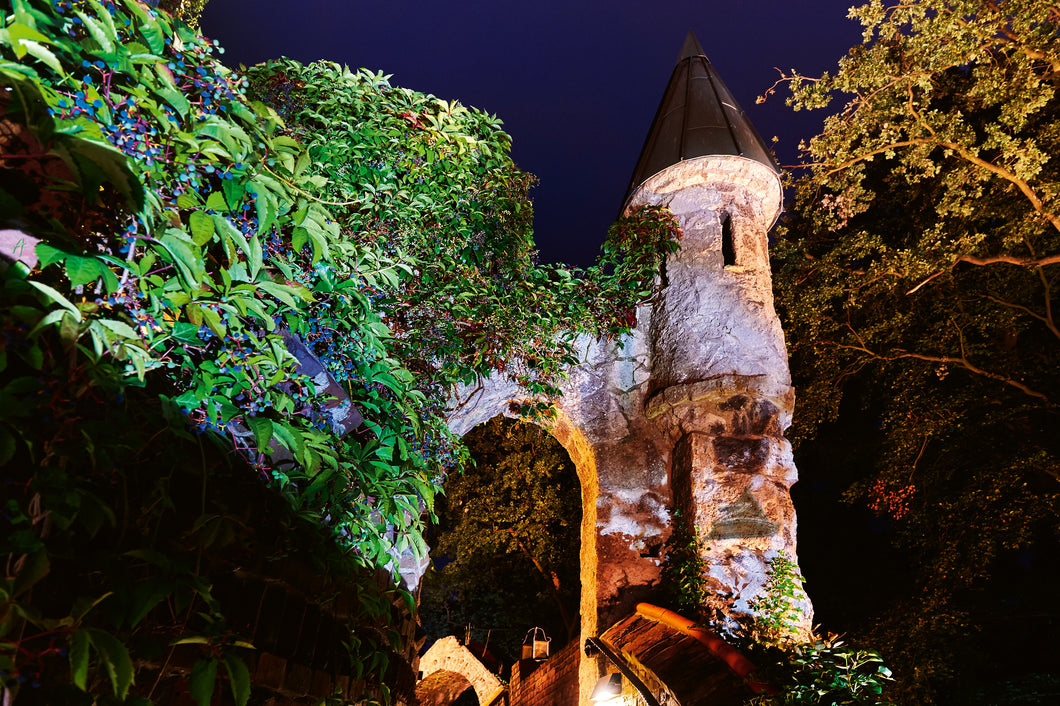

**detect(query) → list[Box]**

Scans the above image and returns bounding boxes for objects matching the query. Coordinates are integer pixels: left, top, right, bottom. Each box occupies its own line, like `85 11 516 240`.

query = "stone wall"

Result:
439 154 814 703
416 637 505 706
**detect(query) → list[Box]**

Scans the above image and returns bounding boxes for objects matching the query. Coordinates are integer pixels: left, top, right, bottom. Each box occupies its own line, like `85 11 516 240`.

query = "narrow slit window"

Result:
721 213 736 266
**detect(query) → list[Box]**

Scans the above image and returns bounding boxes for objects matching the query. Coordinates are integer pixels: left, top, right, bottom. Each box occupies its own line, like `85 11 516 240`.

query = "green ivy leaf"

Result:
205 190 230 211
189 658 218 706
27 280 81 321
245 414 273 449
222 650 251 706
64 254 105 286
189 210 215 245
222 177 246 208
21 39 63 75
98 318 140 340
171 321 202 345
153 76 190 117
86 628 134 698
69 628 90 690
74 10 114 53
34 241 66 268
201 305 226 338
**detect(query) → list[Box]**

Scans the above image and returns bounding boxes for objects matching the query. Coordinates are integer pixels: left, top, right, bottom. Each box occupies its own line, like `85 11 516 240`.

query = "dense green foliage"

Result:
245 57 682 406
746 635 895 706
0 0 678 702
740 557 893 706
770 0 1060 701
418 419 581 665
746 552 809 648
1 0 438 579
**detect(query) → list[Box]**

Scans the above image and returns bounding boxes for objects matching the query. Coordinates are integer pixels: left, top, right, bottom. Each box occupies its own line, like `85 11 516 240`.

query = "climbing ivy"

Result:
0 0 678 701
739 556 894 705
0 0 439 572
747 552 809 649
658 509 711 621
245 57 681 403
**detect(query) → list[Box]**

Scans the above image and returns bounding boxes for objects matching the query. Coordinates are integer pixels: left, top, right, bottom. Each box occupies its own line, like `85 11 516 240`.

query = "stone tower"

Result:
440 31 811 703
621 31 808 627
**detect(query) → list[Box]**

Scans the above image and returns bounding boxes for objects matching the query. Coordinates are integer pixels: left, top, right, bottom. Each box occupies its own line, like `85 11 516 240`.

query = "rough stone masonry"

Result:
436 32 814 704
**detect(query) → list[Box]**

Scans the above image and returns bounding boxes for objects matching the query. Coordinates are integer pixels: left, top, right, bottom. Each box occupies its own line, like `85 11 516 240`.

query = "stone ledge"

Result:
644 376 793 420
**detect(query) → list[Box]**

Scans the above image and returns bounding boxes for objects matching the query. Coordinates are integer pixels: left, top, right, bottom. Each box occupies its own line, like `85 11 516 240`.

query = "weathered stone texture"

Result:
416 637 504 706
433 152 813 703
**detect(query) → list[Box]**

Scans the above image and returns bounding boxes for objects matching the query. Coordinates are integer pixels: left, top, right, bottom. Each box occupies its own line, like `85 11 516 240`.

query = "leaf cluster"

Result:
745 634 895 706
657 509 710 621
245 57 681 401
772 0 1060 701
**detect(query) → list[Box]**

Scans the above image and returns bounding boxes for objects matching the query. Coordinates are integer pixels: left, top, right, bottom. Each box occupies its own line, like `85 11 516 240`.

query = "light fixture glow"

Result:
590 672 623 702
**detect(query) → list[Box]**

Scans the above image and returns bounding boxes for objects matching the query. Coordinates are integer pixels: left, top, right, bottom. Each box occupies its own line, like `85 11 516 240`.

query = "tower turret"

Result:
440 34 813 704
626 32 811 631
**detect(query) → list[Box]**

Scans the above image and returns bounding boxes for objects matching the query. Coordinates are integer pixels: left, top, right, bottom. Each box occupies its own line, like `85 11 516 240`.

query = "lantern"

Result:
521 627 551 661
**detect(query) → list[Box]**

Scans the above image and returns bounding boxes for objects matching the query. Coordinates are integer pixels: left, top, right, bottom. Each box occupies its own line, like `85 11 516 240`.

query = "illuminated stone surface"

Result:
435 154 813 704
425 38 813 704
416 637 504 706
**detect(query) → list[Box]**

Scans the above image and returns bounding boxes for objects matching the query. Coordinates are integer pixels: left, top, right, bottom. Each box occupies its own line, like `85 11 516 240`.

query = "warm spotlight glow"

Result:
590 672 623 702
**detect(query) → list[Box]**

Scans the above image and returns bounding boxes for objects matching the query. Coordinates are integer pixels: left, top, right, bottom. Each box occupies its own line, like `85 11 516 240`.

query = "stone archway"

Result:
420 33 813 706
444 382 604 704
416 637 505 706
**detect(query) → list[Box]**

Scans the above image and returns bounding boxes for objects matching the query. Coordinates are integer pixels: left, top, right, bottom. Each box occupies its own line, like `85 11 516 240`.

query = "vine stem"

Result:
260 164 365 208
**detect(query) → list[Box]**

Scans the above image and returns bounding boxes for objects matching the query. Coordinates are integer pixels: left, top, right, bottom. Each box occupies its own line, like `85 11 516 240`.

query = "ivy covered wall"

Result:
0 0 677 702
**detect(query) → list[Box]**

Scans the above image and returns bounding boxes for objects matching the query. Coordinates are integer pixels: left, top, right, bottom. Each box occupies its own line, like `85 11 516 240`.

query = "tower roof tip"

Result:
621 30 781 213
679 31 705 61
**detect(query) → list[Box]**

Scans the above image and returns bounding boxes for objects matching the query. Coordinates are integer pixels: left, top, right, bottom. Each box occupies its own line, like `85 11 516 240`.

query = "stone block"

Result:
255 652 286 691
712 436 770 472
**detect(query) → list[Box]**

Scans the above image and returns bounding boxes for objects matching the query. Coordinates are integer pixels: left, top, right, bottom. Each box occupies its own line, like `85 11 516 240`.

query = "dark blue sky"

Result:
200 0 861 266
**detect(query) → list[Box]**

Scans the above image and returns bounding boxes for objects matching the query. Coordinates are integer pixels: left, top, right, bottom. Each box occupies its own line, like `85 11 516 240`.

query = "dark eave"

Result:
622 31 780 211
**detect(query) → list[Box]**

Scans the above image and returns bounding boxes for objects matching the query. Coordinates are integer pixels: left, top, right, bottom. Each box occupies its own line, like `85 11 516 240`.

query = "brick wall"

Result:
509 639 580 706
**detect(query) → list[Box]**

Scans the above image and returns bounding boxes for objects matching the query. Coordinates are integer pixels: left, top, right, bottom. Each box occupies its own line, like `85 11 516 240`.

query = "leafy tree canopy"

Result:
771 0 1060 702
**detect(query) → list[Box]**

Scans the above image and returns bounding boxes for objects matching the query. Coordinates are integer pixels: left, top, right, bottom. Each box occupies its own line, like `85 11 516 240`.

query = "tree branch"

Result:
936 140 1060 234
981 293 1060 342
825 340 1048 402
505 528 576 642
956 253 1060 268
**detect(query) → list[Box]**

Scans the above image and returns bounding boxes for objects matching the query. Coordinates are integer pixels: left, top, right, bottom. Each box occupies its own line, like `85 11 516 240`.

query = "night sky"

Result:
200 0 862 266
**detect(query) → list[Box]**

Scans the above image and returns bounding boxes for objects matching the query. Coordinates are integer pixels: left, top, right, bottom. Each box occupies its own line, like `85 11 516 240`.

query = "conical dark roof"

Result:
622 31 779 210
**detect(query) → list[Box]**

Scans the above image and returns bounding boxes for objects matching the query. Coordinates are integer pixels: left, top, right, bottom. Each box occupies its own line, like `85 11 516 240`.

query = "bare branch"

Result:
982 293 1060 342
909 435 929 481
957 253 1060 268
825 340 1048 402
906 270 945 295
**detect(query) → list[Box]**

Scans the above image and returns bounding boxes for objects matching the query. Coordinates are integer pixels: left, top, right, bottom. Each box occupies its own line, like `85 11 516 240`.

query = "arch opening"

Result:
415 670 477 706
419 416 583 665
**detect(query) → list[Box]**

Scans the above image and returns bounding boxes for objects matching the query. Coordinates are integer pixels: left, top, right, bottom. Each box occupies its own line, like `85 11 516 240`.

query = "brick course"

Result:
509 639 580 706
